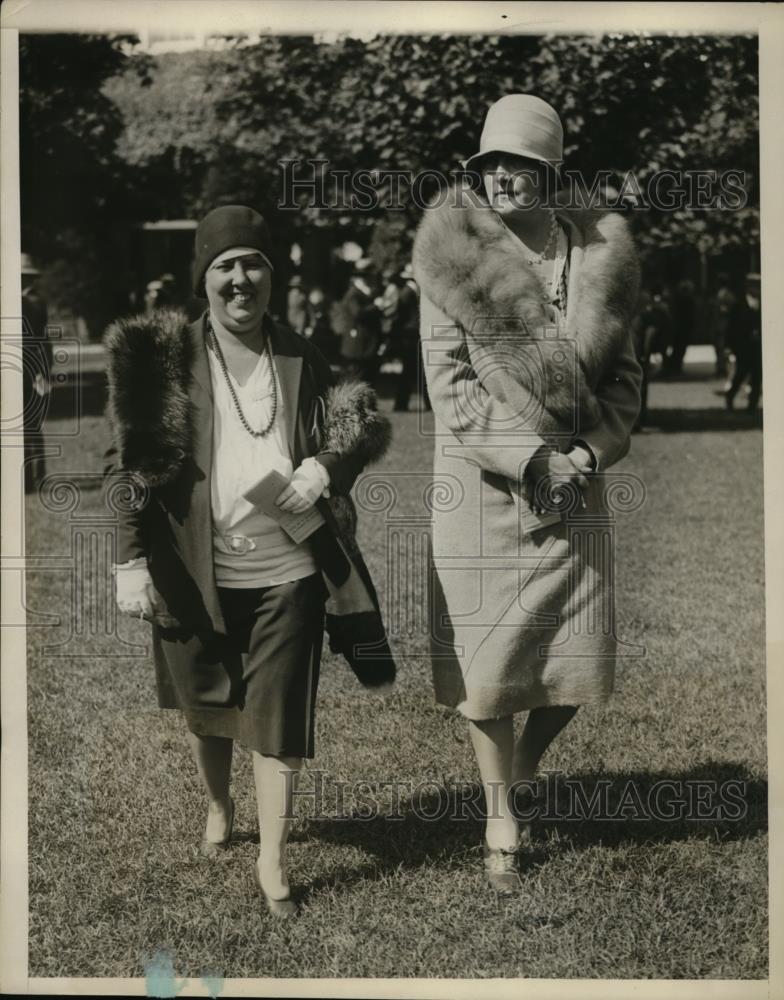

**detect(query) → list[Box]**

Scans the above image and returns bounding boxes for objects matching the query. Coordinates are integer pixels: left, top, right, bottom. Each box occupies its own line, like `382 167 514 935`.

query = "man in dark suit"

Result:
664 278 695 376
726 272 762 412
391 263 430 412
21 253 52 493
633 284 669 430
333 259 382 383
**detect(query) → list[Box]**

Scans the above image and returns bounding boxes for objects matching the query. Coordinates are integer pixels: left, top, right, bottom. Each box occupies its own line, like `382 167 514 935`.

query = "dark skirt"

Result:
152 573 326 758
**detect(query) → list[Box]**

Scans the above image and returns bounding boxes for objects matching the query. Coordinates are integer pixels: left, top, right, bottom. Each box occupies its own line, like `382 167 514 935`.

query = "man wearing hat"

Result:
388 262 430 413
333 257 383 382
103 205 394 917
21 252 52 494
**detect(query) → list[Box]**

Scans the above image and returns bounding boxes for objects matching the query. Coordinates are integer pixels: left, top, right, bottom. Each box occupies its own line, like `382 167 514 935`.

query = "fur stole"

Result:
104 310 391 488
412 185 640 435
104 310 194 487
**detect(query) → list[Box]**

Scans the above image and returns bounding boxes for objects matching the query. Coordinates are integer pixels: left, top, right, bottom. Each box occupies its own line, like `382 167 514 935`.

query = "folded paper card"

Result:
242 469 325 544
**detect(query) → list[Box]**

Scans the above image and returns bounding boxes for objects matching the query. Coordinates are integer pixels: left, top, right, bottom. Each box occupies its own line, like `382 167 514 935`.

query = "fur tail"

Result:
321 379 391 466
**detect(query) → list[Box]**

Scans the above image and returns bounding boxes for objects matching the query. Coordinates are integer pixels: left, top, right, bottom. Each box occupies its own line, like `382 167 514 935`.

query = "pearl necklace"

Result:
522 209 558 265
207 317 278 438
498 208 558 265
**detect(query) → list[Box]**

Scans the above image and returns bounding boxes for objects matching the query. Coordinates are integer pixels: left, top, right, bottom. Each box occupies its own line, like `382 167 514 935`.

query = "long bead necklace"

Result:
529 214 565 309
207 317 278 438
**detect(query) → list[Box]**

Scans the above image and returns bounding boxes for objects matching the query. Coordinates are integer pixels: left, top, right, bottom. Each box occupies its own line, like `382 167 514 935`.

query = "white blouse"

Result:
207 340 318 588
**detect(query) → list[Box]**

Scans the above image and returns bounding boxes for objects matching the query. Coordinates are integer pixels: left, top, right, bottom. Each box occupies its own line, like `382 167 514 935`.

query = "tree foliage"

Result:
23 32 759 327
109 32 758 263
527 34 759 257
19 33 152 331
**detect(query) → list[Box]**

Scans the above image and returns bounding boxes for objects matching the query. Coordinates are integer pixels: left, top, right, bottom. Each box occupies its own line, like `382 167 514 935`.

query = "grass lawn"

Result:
23 362 767 980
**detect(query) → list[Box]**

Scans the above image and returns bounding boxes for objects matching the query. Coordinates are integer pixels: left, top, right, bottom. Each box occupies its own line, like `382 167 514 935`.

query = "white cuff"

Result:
300 457 331 496
112 557 148 574
291 458 331 504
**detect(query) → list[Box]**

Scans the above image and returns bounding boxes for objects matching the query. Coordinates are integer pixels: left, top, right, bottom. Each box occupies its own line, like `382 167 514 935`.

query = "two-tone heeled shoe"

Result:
482 840 522 896
199 796 235 858
253 858 297 919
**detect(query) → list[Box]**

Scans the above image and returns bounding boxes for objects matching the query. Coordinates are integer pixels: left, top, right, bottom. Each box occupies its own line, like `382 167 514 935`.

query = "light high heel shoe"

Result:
199 797 234 858
253 857 297 919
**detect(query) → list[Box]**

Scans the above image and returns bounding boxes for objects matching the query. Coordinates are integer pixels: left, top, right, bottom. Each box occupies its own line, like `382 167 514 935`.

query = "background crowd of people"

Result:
632 270 763 429
284 259 431 413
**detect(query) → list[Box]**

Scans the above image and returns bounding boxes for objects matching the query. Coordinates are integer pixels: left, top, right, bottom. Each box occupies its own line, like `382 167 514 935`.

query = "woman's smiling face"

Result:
204 250 272 335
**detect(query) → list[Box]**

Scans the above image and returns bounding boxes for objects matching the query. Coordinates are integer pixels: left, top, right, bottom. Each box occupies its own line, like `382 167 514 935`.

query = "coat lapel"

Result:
182 314 224 628
190 313 213 399
188 313 213 489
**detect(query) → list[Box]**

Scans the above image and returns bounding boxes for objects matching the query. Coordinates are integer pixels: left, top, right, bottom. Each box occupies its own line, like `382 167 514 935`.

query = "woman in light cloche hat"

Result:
413 95 643 894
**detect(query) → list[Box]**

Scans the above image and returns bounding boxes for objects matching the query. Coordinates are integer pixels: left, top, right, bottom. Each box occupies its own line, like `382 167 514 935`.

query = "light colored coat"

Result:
413 193 642 719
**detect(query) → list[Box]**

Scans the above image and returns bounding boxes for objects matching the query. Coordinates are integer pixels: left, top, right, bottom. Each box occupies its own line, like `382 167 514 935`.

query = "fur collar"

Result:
104 310 390 486
412 185 640 433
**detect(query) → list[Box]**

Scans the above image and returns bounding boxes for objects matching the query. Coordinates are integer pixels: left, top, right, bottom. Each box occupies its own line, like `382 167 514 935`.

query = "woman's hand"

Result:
275 458 330 514
115 559 157 621
527 448 592 515
568 443 596 473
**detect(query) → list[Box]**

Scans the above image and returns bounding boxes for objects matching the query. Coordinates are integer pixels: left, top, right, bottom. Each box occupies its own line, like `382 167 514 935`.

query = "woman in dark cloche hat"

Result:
104 205 395 917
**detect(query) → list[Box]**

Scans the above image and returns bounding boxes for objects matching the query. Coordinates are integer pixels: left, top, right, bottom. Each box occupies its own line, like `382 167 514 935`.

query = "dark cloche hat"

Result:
192 205 274 295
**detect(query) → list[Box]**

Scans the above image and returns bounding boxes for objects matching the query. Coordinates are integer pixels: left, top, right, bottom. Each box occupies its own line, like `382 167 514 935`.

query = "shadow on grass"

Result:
293 762 766 898
643 408 762 432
